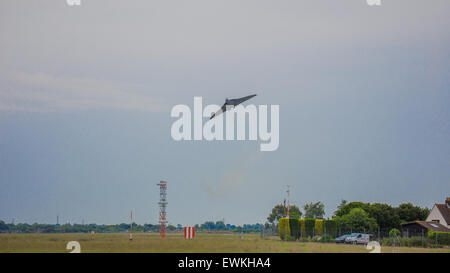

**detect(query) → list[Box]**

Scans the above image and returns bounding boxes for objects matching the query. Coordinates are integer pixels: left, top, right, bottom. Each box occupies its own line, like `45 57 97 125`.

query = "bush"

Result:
299 236 310 242
381 236 429 248
278 218 291 241
279 218 304 241
320 235 335 243
288 218 300 239
381 237 402 246
334 208 378 232
323 219 337 238
314 219 323 236
428 231 450 246
380 238 391 246
389 228 401 238
407 236 428 247
299 219 305 238
399 237 409 247
304 219 315 238
284 234 296 241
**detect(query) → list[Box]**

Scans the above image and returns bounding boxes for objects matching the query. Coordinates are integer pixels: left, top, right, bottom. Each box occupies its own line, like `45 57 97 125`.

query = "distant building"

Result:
426 197 450 227
401 221 450 238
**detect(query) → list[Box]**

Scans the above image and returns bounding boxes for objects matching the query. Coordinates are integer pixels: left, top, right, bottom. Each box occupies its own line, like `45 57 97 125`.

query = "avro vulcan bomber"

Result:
210 94 257 119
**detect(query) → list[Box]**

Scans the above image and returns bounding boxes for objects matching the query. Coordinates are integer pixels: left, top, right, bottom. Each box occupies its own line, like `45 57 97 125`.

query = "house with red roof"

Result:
426 197 450 228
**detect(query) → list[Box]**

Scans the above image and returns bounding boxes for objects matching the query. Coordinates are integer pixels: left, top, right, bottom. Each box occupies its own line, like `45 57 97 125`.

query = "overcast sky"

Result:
0 0 449 225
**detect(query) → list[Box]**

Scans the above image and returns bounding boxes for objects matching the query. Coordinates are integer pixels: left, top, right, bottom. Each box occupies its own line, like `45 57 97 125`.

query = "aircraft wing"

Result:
232 94 257 106
210 94 257 119
210 103 227 119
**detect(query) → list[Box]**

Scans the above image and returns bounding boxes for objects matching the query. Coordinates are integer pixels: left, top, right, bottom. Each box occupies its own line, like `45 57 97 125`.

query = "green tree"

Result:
167 225 176 231
267 203 302 223
290 210 301 220
366 203 401 230
334 208 378 232
337 199 347 212
215 221 225 230
395 203 429 223
334 201 370 217
389 228 401 238
334 201 403 230
0 220 8 232
201 221 216 230
303 201 325 219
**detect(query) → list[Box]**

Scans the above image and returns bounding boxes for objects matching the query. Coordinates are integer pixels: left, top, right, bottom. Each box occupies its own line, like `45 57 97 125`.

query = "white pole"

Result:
130 210 133 241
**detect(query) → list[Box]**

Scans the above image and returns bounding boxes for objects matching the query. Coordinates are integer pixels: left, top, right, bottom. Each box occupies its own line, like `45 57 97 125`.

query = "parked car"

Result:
344 233 362 244
335 234 351 243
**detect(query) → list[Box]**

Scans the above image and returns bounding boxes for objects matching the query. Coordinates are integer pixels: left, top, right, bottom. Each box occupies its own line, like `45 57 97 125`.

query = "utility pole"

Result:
130 210 133 241
286 185 290 218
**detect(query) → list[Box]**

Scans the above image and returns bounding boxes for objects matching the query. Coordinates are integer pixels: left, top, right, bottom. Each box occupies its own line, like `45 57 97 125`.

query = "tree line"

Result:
267 200 430 233
0 220 263 234
0 200 429 234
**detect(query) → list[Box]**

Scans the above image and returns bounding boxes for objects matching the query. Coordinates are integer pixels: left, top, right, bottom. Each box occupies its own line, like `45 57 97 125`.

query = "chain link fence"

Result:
265 222 446 248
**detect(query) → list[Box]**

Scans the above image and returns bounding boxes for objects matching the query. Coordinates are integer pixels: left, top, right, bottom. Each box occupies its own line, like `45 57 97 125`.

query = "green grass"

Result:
0 233 449 253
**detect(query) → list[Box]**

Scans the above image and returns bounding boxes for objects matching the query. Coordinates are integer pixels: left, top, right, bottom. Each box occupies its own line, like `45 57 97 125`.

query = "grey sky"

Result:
0 0 449 225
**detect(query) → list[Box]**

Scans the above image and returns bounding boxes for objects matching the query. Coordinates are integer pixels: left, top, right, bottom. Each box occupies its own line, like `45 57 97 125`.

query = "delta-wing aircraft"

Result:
210 94 257 119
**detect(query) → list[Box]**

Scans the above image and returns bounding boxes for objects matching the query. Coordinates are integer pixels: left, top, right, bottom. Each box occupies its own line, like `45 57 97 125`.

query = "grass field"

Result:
0 233 449 253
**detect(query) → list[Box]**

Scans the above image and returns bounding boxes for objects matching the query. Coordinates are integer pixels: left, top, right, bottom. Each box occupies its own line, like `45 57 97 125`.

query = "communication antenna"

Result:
157 180 168 238
287 185 290 218
129 210 133 241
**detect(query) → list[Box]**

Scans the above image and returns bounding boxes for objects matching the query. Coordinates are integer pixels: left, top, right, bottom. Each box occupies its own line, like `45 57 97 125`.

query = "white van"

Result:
348 233 371 245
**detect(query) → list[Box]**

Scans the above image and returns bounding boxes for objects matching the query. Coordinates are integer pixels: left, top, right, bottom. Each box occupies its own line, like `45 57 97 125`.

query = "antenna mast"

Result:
129 210 133 241
157 180 168 238
287 185 290 218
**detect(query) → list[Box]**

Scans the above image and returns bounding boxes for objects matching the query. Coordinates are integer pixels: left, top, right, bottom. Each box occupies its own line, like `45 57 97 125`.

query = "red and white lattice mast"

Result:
157 180 168 238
